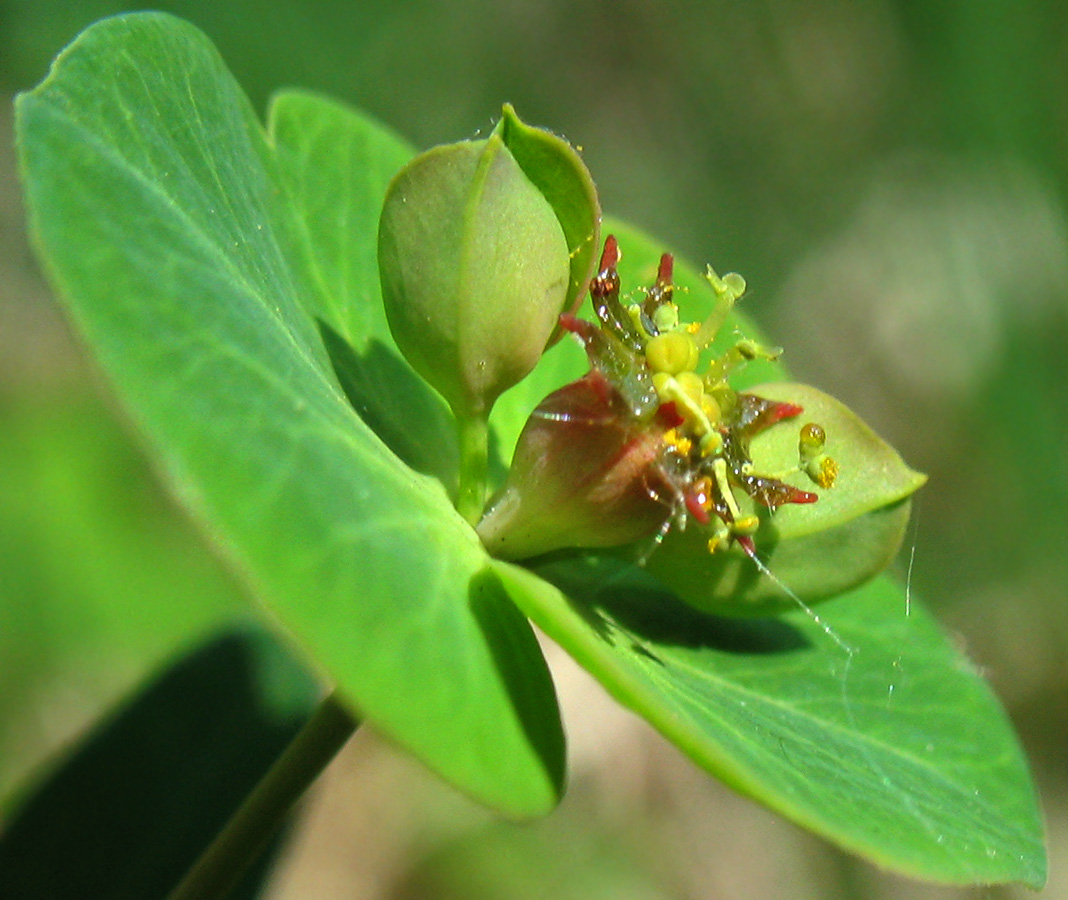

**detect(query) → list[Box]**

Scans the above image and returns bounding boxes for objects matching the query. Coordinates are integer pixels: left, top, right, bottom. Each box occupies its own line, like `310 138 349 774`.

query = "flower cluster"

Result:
478 235 838 562
377 106 923 608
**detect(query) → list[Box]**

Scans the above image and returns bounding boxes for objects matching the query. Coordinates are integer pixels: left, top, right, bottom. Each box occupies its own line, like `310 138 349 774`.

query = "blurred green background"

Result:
2 1 1065 897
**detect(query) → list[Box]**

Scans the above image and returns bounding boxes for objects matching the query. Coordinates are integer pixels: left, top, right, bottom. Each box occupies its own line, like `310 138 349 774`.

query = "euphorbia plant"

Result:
10 11 1045 895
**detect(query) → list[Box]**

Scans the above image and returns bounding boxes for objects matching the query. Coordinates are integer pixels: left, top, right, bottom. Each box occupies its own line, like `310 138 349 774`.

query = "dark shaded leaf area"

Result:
0 625 318 900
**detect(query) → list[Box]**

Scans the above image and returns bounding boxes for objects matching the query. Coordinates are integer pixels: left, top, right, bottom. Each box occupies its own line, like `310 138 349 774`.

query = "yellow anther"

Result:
662 428 692 456
811 455 839 489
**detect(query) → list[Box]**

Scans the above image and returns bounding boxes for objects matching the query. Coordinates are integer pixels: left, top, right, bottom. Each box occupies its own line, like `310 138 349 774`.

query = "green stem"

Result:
166 692 358 900
457 412 490 525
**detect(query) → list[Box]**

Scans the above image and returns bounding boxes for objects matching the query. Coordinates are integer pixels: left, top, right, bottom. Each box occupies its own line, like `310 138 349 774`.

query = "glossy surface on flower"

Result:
479 235 834 561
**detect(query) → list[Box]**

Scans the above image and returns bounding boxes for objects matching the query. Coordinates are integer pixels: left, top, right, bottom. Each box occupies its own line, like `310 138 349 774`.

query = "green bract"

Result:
645 382 928 614
378 106 599 420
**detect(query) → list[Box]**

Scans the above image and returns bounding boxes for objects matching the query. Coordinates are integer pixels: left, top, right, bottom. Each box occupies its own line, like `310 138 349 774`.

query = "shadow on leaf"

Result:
319 323 459 494
532 554 809 657
468 568 567 801
0 620 319 900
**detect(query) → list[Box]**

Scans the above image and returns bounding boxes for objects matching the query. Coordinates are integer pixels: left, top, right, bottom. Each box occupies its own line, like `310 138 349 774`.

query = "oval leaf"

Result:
16 12 563 817
494 557 1046 887
268 90 460 493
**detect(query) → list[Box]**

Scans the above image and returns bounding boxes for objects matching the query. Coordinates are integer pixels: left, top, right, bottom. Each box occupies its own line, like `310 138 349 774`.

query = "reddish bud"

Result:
476 371 673 559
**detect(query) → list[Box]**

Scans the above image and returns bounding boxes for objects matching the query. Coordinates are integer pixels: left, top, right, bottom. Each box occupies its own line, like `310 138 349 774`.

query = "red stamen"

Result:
599 234 620 271
764 401 804 426
657 253 674 286
559 311 581 334
685 488 711 524
559 312 597 345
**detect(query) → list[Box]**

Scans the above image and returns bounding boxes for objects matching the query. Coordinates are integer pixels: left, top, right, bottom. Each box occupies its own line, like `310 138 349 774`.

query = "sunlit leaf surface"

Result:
17 12 563 818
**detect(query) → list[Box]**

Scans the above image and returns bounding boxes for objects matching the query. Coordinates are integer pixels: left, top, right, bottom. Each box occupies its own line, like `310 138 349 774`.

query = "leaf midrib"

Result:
25 87 336 412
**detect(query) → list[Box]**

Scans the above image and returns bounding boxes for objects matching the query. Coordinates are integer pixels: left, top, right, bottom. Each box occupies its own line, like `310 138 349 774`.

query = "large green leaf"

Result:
495 558 1046 887
16 12 562 817
267 91 461 493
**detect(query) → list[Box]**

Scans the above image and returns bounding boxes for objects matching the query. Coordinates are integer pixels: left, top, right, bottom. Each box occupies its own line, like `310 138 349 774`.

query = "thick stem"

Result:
456 412 490 525
166 692 358 900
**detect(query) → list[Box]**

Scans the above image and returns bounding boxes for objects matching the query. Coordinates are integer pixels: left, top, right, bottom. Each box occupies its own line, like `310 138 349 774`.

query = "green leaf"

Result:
645 382 928 613
267 91 414 348
13 13 1045 888
494 558 1046 887
16 12 562 817
0 624 316 900
267 90 460 493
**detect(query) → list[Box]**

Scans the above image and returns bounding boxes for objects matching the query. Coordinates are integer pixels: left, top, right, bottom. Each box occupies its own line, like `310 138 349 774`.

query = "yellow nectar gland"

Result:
799 422 838 488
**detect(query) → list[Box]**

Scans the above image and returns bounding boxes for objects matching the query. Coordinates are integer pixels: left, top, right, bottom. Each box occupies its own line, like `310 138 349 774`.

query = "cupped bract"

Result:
477 370 673 559
644 382 928 614
378 107 599 420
